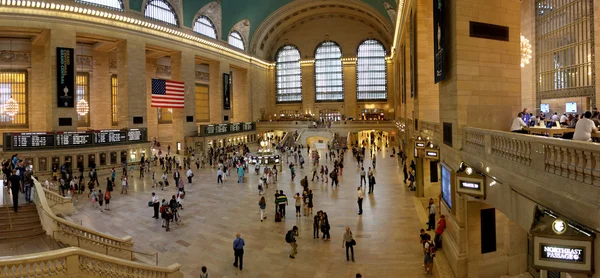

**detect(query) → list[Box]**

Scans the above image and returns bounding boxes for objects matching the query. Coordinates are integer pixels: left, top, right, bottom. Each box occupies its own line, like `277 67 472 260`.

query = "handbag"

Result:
148 201 153 207
351 239 357 246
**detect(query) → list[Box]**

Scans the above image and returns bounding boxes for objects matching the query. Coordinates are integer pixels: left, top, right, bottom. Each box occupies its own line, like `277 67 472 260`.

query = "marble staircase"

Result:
0 203 45 241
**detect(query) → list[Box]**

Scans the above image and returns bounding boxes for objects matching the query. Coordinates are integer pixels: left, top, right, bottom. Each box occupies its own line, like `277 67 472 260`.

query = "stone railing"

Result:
33 178 135 260
463 127 600 187
0 247 182 278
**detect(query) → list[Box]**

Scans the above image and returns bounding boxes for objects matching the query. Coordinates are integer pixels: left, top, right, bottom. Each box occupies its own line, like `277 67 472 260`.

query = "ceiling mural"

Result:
129 0 394 40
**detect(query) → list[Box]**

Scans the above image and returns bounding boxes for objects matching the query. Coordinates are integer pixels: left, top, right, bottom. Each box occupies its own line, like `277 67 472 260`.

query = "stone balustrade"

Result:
33 178 135 260
0 247 182 278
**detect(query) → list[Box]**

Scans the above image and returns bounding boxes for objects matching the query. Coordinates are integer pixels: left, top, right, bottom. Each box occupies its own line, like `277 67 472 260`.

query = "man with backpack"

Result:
423 234 435 274
286 226 299 259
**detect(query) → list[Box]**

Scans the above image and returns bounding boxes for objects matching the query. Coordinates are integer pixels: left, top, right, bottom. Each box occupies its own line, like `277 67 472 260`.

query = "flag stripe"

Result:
151 78 185 108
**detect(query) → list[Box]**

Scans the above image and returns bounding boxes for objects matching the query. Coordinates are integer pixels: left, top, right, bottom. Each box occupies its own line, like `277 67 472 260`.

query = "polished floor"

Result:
66 147 432 278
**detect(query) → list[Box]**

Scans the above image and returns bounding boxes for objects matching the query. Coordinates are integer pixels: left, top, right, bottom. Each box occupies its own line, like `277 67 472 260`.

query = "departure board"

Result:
95 130 126 144
10 133 55 149
56 132 93 147
127 129 144 142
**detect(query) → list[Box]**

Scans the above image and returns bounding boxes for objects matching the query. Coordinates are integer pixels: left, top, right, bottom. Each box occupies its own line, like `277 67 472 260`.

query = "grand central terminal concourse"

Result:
0 0 599 277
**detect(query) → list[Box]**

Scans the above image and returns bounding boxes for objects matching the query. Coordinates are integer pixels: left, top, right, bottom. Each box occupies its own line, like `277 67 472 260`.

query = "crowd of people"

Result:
511 107 600 141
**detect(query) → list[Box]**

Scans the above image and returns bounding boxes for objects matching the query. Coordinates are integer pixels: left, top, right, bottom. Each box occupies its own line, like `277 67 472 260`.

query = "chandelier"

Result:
5 97 18 117
77 98 89 116
520 35 532 67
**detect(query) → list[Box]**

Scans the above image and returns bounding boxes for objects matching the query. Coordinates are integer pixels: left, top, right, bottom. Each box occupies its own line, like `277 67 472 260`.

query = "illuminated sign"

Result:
552 219 567 235
441 163 452 210
461 181 480 189
426 151 438 157
415 141 426 148
540 245 584 263
456 175 485 197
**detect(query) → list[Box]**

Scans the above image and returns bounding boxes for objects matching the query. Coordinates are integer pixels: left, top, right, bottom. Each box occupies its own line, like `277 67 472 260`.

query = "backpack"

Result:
427 241 436 257
329 172 335 179
285 230 294 243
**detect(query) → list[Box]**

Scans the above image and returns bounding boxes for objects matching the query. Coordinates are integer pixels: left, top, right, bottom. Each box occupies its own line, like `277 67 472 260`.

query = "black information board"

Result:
199 122 256 137
3 128 148 151
57 47 75 108
223 72 231 110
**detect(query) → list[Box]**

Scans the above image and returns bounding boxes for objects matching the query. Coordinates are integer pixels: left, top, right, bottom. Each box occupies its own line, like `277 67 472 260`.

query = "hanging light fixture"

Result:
77 98 89 116
520 34 532 67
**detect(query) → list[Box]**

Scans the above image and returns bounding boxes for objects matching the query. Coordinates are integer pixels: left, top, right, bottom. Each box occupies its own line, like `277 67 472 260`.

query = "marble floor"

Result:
66 147 433 278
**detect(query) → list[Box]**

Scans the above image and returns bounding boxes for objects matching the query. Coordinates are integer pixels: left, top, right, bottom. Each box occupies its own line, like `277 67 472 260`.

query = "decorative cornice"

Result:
0 50 30 64
156 65 171 76
195 71 209 82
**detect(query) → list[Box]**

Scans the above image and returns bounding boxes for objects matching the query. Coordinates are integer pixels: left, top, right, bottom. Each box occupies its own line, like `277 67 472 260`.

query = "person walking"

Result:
173 170 180 186
286 226 299 259
233 233 245 270
199 266 209 278
368 174 376 194
357 187 364 215
359 167 366 187
151 192 160 219
423 233 435 274
313 211 322 239
259 196 266 222
8 169 22 212
311 164 319 181
276 190 288 218
104 189 111 210
23 168 33 203
427 198 436 231
342 227 355 262
217 168 224 184
186 168 193 185
321 213 331 241
97 189 104 212
294 193 302 217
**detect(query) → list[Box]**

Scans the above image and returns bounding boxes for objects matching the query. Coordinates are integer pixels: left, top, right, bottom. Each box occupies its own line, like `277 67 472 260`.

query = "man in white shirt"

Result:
551 112 560 122
151 192 160 219
357 187 364 215
573 111 598 141
560 113 569 125
427 198 436 231
511 112 528 133
359 167 366 187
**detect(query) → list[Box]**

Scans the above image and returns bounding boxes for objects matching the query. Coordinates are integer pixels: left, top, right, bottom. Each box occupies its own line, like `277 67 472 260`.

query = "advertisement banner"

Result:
56 47 75 107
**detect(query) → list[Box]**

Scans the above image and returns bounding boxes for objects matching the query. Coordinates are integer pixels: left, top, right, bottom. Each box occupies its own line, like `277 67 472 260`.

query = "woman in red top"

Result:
434 215 446 247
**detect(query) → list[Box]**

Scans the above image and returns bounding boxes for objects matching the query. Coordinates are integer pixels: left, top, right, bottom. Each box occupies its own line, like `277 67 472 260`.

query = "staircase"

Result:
0 204 45 240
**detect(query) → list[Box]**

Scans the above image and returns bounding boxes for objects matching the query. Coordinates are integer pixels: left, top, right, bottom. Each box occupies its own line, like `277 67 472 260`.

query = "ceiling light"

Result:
465 167 473 175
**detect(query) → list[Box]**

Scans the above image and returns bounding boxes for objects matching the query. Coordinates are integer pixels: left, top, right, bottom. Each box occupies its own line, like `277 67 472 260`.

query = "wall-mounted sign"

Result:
533 236 593 273
456 174 485 197
425 149 439 159
433 0 447 83
441 163 453 210
415 141 426 149
198 122 257 137
552 219 567 235
223 72 232 110
56 132 93 147
57 47 75 107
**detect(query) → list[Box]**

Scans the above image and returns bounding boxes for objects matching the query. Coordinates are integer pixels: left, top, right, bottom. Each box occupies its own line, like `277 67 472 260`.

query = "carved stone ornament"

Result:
195 71 209 82
198 1 222 39
76 55 93 68
231 19 251 49
0 50 30 64
383 2 397 25
156 65 172 76
109 58 117 69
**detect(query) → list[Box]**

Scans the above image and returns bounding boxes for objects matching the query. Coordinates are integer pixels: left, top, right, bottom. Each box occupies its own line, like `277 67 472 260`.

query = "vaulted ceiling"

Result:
128 0 396 40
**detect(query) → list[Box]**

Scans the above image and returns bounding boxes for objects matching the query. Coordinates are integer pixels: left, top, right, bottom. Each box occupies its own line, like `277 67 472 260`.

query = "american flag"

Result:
151 79 185 108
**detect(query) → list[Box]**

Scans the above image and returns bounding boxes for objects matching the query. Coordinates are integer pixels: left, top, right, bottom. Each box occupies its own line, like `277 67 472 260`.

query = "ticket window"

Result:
52 157 60 172
110 152 117 165
120 151 127 164
130 150 137 162
64 156 72 169
100 152 107 166
140 150 146 160
88 154 96 169
39 157 47 172
76 155 84 171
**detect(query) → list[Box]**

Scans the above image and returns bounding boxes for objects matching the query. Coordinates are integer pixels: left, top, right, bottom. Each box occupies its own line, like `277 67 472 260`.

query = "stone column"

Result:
438 0 521 277
145 58 158 141
171 51 196 151
209 60 225 123
249 65 268 121
231 67 249 122
31 40 50 132
416 0 439 123
48 28 77 131
301 63 315 115
521 0 536 110
343 62 357 119
117 39 147 129
91 50 111 129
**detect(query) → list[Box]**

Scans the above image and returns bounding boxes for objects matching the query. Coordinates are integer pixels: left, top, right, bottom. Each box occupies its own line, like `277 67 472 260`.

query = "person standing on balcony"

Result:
573 111 599 141
511 112 528 134
8 169 22 212
427 198 436 231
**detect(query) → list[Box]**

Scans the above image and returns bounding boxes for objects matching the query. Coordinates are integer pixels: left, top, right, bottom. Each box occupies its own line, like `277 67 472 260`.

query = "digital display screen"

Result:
540 245 585 263
127 129 143 142
95 130 126 144
426 151 438 157
415 142 425 148
566 102 577 113
11 133 55 149
540 104 550 113
441 164 452 209
56 132 93 147
460 181 480 189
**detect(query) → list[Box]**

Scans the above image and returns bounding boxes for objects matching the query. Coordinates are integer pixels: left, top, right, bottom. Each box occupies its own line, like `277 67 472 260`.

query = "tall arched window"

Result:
275 45 302 103
144 0 178 26
315 41 343 101
228 31 245 50
194 16 217 39
357 39 387 100
76 0 123 10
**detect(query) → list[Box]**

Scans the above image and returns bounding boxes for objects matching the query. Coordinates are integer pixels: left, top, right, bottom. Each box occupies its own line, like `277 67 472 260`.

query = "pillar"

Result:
415 156 425 197
145 58 158 141
91 50 111 129
171 51 196 151
302 63 315 115
416 0 439 123
231 66 249 122
31 37 49 132
117 39 147 128
209 60 225 123
343 62 357 119
48 28 77 131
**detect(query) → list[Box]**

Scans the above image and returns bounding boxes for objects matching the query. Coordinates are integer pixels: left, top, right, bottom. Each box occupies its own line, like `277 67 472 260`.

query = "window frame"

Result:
75 0 124 11
111 74 118 126
195 83 210 122
0 70 28 128
157 107 173 124
193 15 218 39
228 31 245 51
76 72 90 127
144 0 179 27
275 44 303 103
356 39 388 101
314 41 344 102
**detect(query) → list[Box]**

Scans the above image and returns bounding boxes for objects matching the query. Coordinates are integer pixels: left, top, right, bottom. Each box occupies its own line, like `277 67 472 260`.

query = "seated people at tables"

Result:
551 112 559 122
522 108 531 123
568 114 579 128
529 113 537 125
539 112 546 122
592 112 600 127
511 112 528 134
573 111 598 141
560 113 568 125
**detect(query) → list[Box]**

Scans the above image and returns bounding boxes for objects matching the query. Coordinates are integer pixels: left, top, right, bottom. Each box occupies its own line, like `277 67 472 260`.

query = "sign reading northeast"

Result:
57 47 75 107
11 133 55 149
540 245 585 263
56 132 93 147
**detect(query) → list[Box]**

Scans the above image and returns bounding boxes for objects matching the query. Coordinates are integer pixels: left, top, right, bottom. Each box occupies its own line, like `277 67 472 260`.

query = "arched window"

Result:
357 39 387 100
76 0 123 11
144 0 178 26
194 16 217 39
315 41 343 101
228 31 245 50
275 45 302 103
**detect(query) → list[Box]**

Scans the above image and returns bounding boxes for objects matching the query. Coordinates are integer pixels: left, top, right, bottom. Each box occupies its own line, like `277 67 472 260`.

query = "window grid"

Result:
276 45 302 103
144 0 178 26
315 41 344 101
195 83 210 122
357 40 387 101
228 31 245 50
194 16 217 39
111 74 118 126
536 0 594 92
75 0 123 11
158 108 173 124
0 70 27 128
76 73 90 127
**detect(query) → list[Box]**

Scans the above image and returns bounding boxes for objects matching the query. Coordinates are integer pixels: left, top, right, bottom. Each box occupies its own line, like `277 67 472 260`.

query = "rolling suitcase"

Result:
275 211 282 222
